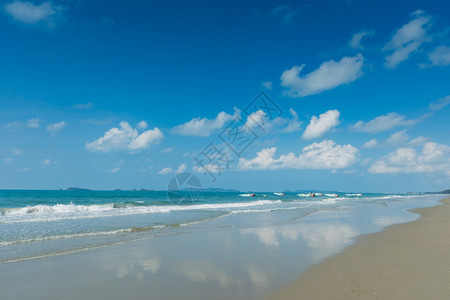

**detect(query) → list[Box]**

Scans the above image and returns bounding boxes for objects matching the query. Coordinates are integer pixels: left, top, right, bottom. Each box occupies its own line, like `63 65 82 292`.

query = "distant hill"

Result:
442 189 450 194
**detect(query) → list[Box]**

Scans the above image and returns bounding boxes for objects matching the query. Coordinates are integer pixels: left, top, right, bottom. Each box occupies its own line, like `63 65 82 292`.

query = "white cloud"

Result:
368 142 450 174
162 147 175 153
427 46 450 67
128 129 161 150
386 129 409 145
245 110 267 130
4 158 14 164
261 81 273 90
27 118 39 128
41 158 58 168
5 121 22 129
157 167 173 175
107 167 120 174
280 108 302 133
350 30 374 49
172 110 238 137
157 164 186 175
46 121 67 134
42 158 51 166
409 136 430 146
17 167 29 172
4 1 60 25
272 5 298 24
71 103 93 109
428 95 450 111
302 110 340 139
245 108 302 133
137 121 148 130
383 10 432 68
12 148 22 155
363 139 378 149
86 121 164 153
238 140 359 170
192 163 223 174
351 112 420 133
281 54 364 97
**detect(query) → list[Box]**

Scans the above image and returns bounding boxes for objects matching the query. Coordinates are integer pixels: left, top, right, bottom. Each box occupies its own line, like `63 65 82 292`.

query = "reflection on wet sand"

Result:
102 248 160 280
241 221 358 261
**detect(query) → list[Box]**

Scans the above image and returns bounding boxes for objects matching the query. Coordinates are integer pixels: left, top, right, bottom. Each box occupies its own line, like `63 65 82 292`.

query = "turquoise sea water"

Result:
0 190 446 264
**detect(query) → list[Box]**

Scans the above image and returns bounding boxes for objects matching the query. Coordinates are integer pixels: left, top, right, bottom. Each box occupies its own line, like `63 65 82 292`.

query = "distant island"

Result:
65 187 92 191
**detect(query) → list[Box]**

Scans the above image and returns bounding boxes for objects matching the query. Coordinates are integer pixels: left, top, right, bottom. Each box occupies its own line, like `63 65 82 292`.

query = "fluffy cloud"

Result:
42 158 51 166
162 147 175 153
272 5 298 24
46 121 67 135
47 121 67 135
302 110 340 139
281 54 364 97
363 139 378 149
280 108 302 133
71 103 93 110
4 1 60 25
427 46 450 67
41 158 58 168
245 110 267 130
12 148 22 155
383 10 432 68
172 110 238 137
86 121 164 152
428 95 450 111
106 167 120 174
245 108 302 133
238 140 359 170
157 164 186 175
137 121 148 130
261 81 273 90
386 129 409 145
351 112 420 133
409 136 430 146
350 30 375 49
27 118 39 128
369 142 450 174
192 163 223 174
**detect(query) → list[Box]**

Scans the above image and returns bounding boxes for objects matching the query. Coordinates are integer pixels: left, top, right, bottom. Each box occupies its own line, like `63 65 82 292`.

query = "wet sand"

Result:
269 197 450 299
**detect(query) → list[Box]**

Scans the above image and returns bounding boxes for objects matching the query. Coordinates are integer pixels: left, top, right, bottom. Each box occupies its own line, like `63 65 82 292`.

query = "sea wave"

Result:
0 200 282 224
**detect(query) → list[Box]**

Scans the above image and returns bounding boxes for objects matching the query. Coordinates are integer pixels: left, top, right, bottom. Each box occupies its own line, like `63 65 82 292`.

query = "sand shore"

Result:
269 197 450 299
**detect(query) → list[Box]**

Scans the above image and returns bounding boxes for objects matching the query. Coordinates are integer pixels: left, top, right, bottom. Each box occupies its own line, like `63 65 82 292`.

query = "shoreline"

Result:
268 196 450 299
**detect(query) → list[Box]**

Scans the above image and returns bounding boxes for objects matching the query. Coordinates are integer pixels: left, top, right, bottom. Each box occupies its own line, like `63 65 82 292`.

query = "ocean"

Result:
0 190 446 264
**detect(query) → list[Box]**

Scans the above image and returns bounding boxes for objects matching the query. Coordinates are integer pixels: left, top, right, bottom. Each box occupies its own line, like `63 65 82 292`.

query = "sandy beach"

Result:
269 197 450 299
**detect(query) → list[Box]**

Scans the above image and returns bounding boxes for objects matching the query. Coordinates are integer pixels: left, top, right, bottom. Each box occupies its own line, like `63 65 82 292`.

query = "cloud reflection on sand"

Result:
102 249 160 280
245 265 269 287
372 215 414 228
176 260 234 287
241 222 359 261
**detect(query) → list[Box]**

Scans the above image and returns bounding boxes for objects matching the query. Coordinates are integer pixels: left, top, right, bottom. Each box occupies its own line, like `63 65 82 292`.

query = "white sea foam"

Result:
0 229 133 246
0 200 283 224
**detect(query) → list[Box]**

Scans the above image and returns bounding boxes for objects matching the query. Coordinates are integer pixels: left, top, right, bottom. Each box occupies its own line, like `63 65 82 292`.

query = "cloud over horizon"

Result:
369 142 450 174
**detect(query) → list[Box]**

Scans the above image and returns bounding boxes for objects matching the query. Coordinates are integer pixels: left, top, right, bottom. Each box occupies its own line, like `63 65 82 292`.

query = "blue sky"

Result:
1 0 449 192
